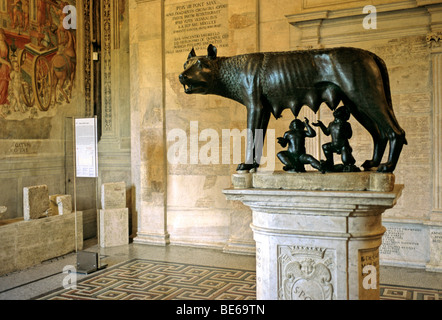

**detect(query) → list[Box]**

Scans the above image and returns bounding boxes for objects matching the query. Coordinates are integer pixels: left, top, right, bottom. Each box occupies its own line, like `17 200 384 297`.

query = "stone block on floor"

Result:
23 185 49 220
49 194 61 216
99 208 129 247
56 195 72 215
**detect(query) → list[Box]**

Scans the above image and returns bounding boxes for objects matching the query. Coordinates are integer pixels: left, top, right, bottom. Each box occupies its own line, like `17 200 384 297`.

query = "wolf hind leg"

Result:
368 108 406 173
349 97 405 173
346 103 388 171
377 128 407 173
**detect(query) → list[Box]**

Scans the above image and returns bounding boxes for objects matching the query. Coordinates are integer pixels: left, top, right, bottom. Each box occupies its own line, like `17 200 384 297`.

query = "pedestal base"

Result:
133 232 170 246
224 171 403 300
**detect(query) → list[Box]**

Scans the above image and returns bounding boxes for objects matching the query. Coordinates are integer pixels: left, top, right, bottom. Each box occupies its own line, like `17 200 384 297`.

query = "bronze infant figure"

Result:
277 117 323 173
312 106 360 173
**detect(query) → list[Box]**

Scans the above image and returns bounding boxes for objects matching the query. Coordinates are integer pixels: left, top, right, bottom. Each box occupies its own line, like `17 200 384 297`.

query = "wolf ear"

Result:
207 44 217 59
188 48 196 60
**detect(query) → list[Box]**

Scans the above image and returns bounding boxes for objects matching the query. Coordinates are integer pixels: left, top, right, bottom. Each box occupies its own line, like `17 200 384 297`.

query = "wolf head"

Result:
179 44 219 95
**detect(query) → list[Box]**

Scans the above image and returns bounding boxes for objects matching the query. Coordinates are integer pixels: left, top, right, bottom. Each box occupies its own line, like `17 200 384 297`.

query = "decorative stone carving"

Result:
83 0 93 117
103 0 113 132
426 32 442 48
278 245 335 300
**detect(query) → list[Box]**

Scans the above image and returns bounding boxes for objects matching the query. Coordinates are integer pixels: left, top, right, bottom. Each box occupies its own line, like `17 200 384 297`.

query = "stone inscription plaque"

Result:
430 229 442 244
8 142 38 155
101 182 126 209
429 228 442 269
165 0 228 54
379 224 427 264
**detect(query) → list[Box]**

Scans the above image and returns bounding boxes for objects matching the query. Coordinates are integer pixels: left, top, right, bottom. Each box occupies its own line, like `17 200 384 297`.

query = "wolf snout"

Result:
179 73 187 83
179 73 192 93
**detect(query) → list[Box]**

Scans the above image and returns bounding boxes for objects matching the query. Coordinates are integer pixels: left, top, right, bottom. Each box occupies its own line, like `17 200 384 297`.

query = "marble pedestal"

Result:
223 171 403 300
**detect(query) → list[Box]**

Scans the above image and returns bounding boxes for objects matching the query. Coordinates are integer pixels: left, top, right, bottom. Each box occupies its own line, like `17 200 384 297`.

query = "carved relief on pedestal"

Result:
278 245 335 300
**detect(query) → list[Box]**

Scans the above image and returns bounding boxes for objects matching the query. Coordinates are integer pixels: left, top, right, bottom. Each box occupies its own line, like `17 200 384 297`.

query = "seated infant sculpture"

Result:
179 44 407 173
277 118 323 173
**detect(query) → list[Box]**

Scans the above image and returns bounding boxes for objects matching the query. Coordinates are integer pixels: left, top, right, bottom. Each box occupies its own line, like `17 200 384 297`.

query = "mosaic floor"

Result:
35 259 441 300
380 284 441 300
36 259 256 300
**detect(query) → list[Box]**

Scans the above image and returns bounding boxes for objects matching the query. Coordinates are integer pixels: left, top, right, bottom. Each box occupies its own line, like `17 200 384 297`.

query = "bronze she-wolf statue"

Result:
179 44 407 173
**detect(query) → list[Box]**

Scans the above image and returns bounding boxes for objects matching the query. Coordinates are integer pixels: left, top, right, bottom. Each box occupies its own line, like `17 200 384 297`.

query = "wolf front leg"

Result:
236 105 269 172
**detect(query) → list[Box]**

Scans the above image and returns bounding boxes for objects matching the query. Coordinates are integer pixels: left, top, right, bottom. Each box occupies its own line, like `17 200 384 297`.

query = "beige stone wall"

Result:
129 0 442 268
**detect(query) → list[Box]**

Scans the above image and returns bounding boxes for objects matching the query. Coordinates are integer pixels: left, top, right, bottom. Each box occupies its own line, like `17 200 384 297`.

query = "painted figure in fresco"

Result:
37 0 51 34
11 0 24 29
9 60 25 113
22 0 29 31
277 118 324 173
11 0 21 29
0 0 77 117
51 3 76 104
0 29 11 109
312 106 359 172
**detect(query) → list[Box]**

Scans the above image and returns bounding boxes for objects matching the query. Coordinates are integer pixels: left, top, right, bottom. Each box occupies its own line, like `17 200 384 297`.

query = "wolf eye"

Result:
197 59 208 69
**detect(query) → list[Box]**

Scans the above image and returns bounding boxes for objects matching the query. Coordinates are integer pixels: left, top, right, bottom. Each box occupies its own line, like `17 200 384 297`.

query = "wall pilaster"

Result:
130 0 169 245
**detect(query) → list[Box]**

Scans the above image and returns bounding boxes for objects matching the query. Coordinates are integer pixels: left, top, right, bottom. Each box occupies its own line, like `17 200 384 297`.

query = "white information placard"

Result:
75 118 98 178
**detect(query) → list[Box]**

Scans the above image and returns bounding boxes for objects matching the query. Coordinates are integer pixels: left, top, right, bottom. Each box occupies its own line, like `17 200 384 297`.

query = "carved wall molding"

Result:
426 5 442 215
113 0 121 49
431 47 442 214
83 0 93 117
427 32 442 48
302 0 362 10
103 0 113 133
286 1 442 49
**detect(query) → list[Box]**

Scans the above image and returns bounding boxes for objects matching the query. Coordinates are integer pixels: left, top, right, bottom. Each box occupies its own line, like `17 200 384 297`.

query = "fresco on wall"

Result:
0 0 76 120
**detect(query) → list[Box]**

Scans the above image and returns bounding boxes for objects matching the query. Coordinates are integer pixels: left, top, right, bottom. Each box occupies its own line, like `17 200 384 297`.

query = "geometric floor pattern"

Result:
35 259 441 300
35 259 256 300
380 284 441 300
